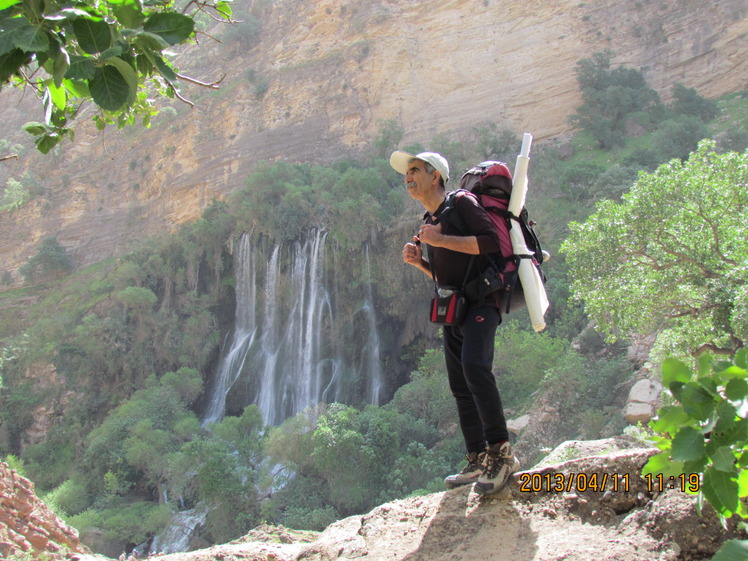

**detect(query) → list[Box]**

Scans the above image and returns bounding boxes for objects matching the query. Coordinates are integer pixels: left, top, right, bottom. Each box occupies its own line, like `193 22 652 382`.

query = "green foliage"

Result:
558 161 607 202
82 369 203 496
231 158 406 249
68 501 171 546
569 50 663 149
650 115 713 162
263 401 447 526
0 0 233 152
372 118 404 158
19 236 74 282
44 476 91 516
670 83 719 122
3 453 25 474
387 349 454 433
719 128 748 153
492 322 570 408
562 140 748 360
643 351 748 525
0 178 28 210
469 123 519 164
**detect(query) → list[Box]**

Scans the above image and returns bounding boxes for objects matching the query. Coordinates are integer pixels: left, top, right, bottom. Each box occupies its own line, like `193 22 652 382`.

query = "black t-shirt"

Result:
424 191 501 305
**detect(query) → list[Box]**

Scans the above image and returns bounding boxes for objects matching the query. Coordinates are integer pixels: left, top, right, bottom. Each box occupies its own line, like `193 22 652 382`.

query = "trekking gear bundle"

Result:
438 157 549 327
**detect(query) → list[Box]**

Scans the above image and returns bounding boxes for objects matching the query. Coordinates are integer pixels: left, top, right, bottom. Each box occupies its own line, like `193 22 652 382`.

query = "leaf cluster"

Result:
0 0 233 152
643 351 748 530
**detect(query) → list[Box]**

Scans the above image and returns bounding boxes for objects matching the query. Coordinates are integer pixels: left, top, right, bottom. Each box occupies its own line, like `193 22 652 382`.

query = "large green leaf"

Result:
0 46 28 82
711 446 737 472
133 30 169 52
150 52 176 81
72 17 112 54
143 12 194 46
0 16 48 54
711 539 748 561
52 46 69 87
65 55 95 80
0 0 21 10
661 357 693 388
671 426 705 462
110 0 144 28
676 381 716 421
46 80 66 110
702 466 739 514
89 65 129 111
105 56 138 105
650 405 691 434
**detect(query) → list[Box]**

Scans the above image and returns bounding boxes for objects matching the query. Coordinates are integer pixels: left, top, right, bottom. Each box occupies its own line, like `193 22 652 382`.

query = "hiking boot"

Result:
474 441 520 495
444 451 486 489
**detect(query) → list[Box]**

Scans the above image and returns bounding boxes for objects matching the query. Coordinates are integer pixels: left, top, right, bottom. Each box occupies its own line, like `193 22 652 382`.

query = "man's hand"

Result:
402 237 432 277
402 237 423 266
417 223 442 246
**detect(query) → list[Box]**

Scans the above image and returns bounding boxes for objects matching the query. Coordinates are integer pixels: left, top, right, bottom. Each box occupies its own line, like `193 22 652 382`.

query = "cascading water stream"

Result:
362 245 384 405
201 233 257 426
203 230 384 427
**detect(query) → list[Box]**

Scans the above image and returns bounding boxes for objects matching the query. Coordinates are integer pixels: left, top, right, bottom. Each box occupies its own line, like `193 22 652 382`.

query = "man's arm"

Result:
418 223 480 254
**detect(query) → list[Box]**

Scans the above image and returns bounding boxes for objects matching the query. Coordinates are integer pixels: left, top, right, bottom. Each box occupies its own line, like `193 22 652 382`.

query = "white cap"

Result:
390 151 449 184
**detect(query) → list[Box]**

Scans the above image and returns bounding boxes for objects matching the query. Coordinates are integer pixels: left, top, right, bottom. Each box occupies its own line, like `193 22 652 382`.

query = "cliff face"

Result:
0 0 747 279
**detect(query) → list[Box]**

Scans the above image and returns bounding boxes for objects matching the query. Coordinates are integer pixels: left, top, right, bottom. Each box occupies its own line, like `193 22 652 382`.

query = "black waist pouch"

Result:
430 288 467 325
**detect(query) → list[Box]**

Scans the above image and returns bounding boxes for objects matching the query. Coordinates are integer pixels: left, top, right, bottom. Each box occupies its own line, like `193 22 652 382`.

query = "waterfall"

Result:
362 245 384 405
255 231 340 425
148 508 207 554
202 230 383 428
201 234 257 426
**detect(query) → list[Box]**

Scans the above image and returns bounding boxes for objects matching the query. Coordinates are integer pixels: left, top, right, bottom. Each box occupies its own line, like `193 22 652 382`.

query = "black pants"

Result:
444 304 508 454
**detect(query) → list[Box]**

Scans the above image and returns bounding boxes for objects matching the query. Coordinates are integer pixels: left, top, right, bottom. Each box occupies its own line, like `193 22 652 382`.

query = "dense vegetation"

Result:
1 52 747 554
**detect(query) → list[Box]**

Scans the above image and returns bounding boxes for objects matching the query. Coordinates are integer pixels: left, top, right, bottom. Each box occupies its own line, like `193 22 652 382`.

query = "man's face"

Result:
404 159 438 202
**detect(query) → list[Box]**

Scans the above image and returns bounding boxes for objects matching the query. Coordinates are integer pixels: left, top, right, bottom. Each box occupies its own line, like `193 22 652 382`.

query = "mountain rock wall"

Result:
0 0 746 279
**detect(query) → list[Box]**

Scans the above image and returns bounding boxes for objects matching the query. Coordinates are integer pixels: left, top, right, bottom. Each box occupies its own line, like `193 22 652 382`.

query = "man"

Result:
391 150 520 495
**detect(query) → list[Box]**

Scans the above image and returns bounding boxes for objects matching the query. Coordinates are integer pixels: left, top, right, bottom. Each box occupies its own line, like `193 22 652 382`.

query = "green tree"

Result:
569 51 662 149
0 177 28 210
561 140 748 360
19 236 73 282
669 83 719 122
0 0 233 153
651 115 713 162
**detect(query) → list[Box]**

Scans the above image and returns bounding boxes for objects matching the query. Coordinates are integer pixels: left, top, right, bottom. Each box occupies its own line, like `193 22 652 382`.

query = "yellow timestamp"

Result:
643 472 700 493
518 472 630 493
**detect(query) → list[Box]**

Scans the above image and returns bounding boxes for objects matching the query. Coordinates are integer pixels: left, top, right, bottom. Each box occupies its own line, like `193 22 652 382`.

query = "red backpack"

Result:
439 161 546 313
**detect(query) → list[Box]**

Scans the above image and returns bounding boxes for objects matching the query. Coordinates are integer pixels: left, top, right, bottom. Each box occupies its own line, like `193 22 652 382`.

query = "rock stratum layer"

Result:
0 462 91 560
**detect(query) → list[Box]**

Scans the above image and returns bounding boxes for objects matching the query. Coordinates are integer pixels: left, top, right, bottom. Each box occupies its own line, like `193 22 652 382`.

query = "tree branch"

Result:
175 72 225 90
693 336 744 357
695 199 737 266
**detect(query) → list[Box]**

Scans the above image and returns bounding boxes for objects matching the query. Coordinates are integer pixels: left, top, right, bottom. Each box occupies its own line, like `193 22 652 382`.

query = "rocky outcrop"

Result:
2 443 744 561
1 0 747 282
110 442 744 561
0 462 92 560
624 378 664 424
